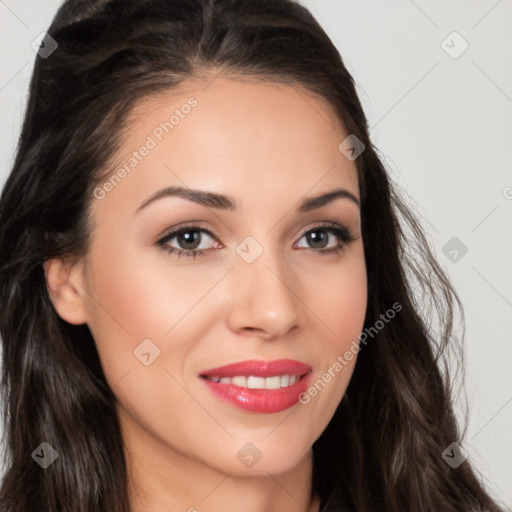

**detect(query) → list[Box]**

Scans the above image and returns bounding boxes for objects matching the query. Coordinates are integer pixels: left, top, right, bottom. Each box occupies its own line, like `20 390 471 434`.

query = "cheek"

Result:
82 239 233 401
329 255 367 374
85 237 210 337
296 247 367 417
82 244 183 383
82 248 210 449
303 246 367 347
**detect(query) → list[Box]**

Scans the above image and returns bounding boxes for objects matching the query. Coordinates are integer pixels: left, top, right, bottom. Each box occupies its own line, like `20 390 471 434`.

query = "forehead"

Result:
93 76 359 217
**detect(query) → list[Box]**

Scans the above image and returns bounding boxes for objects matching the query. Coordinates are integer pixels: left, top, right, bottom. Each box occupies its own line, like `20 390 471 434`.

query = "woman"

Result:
0 0 504 511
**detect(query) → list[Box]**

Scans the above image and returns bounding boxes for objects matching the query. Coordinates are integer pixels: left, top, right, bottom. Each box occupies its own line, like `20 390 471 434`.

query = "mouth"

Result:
199 359 312 413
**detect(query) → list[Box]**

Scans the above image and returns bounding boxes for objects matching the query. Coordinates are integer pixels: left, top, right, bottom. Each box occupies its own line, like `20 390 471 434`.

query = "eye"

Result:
156 222 356 259
156 226 220 259
294 223 356 255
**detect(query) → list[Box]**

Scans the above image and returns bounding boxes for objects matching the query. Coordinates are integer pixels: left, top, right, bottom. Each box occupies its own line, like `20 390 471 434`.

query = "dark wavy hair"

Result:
0 0 504 511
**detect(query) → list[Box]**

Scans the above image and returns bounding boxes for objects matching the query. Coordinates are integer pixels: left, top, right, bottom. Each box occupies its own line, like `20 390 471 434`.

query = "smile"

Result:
199 359 313 413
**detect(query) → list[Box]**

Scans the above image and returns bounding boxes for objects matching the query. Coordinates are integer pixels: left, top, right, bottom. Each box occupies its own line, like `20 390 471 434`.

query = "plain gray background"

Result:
0 0 511 508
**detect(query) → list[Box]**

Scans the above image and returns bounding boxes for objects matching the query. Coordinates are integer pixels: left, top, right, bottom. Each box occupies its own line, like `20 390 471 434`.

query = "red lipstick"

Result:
199 359 312 413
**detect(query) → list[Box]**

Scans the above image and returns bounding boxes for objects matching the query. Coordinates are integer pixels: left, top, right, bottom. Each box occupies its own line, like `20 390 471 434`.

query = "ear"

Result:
44 256 88 325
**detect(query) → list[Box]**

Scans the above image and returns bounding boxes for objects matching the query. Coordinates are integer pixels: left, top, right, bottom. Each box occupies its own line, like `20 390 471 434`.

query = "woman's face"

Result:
68 77 367 476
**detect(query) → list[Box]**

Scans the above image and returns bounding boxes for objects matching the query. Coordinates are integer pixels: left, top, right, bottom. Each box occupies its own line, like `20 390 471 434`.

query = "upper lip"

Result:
199 359 312 378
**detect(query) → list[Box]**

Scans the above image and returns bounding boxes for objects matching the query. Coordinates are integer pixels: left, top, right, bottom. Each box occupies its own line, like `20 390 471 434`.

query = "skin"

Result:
45 76 367 512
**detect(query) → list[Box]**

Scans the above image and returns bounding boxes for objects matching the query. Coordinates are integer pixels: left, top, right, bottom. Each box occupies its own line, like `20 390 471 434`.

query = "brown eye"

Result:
156 227 218 259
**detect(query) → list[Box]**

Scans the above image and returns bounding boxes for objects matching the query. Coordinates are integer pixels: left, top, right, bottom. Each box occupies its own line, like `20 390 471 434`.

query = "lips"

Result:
199 359 312 413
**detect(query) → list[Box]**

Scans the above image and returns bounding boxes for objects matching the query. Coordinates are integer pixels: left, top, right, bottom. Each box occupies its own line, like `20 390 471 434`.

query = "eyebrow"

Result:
135 186 360 214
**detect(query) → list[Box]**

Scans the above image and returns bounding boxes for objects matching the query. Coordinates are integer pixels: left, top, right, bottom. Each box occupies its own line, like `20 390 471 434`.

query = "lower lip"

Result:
201 374 311 413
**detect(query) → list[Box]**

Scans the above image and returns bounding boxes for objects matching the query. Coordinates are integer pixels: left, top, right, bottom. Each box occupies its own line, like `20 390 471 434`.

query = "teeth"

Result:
247 376 265 389
263 376 281 389
206 374 302 389
231 376 247 387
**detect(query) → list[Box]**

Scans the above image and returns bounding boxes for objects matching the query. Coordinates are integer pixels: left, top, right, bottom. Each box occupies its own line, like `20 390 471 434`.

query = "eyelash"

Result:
156 222 356 259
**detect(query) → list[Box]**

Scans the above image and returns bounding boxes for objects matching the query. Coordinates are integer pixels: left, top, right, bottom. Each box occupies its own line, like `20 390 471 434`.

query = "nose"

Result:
225 243 300 341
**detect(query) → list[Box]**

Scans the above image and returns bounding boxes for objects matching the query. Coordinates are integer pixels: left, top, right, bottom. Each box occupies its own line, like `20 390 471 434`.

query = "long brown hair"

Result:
0 0 504 510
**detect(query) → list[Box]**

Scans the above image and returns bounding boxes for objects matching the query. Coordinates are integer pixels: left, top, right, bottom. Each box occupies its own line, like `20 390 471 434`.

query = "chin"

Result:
207 438 313 477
